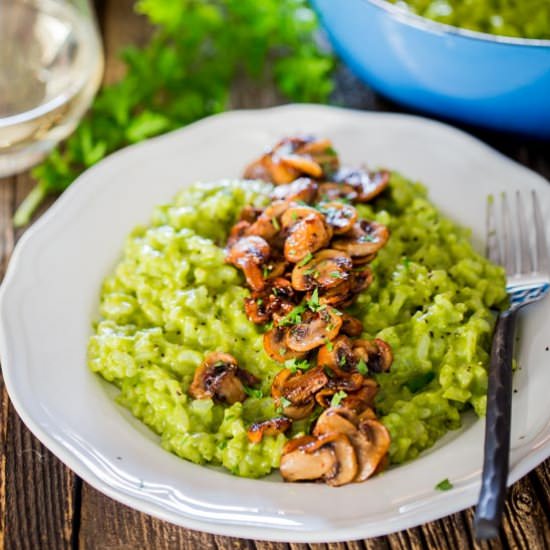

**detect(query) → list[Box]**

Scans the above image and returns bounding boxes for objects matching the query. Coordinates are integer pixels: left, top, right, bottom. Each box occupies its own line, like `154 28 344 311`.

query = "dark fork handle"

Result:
475 308 517 539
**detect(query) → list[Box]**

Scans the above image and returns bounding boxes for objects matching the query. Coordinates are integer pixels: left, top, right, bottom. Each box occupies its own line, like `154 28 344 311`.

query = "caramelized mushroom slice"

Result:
226 235 270 291
285 307 343 352
332 220 389 258
263 327 308 362
335 168 390 203
349 267 374 295
318 202 358 235
317 335 355 373
319 279 352 306
244 296 270 324
313 407 385 482
352 338 393 373
280 436 336 482
284 214 332 263
270 178 319 204
271 368 316 420
291 249 353 292
341 314 364 337
279 154 323 178
189 352 247 404
247 417 292 443
356 418 391 480
280 432 357 486
239 205 263 223
247 200 289 242
244 153 299 184
227 220 251 247
317 182 358 202
280 366 328 405
280 205 321 229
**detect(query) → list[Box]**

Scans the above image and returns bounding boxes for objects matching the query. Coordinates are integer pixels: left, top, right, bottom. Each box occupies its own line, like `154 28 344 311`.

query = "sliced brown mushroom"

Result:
247 417 292 443
285 307 343 352
356 418 391 480
317 335 355 373
335 168 390 203
226 235 270 291
291 249 353 292
189 352 248 404
280 432 358 486
247 200 289 242
352 338 393 373
332 220 389 258
280 205 321 229
279 366 328 405
270 177 318 204
244 137 338 184
271 368 317 420
341 314 364 337
245 278 298 325
244 295 270 324
313 407 385 482
318 279 352 307
284 213 332 263
227 220 251 247
279 435 336 482
279 154 323 178
317 182 358 202
317 202 358 235
263 327 308 363
239 205 263 223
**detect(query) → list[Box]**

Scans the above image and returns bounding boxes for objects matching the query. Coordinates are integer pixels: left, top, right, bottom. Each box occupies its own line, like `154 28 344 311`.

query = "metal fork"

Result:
475 191 550 539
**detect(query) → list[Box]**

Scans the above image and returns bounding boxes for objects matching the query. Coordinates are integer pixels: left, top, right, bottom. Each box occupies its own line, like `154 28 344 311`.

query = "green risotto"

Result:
389 0 550 39
88 176 506 477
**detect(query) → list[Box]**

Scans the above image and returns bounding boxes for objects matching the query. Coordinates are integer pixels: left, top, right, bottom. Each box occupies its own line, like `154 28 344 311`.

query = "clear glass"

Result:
0 0 103 177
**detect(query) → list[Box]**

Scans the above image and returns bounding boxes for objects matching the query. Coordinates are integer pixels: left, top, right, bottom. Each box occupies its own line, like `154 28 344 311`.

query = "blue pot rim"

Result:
359 0 550 47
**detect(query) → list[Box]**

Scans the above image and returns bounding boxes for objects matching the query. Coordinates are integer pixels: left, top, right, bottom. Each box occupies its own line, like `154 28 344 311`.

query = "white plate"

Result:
1 105 549 542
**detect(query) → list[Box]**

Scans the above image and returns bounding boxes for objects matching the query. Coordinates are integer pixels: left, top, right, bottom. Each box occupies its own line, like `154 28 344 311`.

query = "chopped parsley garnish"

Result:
356 358 368 375
279 347 287 356
338 354 347 367
271 217 280 230
359 234 376 243
330 271 341 279
330 390 347 407
244 386 263 399
298 252 313 266
284 358 310 373
263 266 271 278
278 303 307 326
306 288 326 312
256 298 263 306
325 339 334 351
277 396 292 413
435 478 453 491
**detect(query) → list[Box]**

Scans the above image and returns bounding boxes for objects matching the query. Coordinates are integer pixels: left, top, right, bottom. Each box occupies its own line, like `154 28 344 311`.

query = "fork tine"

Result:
516 191 533 274
486 195 500 265
532 190 550 274
501 193 516 274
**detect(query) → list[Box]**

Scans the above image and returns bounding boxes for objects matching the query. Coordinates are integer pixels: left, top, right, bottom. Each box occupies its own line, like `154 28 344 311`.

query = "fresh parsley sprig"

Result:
14 0 334 226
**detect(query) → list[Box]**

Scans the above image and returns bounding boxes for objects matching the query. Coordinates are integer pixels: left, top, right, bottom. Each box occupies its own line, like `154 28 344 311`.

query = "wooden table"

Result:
1 2 549 548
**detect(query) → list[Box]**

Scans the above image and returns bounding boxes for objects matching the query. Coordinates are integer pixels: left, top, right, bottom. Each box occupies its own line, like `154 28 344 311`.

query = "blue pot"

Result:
311 0 550 137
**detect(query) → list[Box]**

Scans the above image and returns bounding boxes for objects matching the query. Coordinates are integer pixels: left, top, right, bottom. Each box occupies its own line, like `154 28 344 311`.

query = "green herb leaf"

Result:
325 339 334 351
435 478 453 491
284 358 310 373
298 252 313 267
271 217 280 231
244 386 263 399
330 390 347 407
356 358 368 375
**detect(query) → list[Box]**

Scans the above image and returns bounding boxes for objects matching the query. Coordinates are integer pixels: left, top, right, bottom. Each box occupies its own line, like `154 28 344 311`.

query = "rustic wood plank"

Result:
0 173 77 550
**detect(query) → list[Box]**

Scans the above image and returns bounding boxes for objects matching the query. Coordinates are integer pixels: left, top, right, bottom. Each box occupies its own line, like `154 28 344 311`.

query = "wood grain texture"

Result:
1 0 550 549
0 175 76 550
